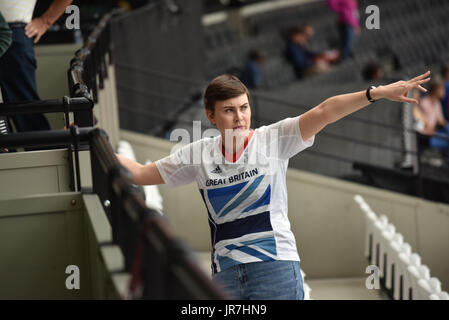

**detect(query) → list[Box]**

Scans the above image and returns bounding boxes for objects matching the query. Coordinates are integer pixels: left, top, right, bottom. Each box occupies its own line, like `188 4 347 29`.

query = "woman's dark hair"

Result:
204 74 250 112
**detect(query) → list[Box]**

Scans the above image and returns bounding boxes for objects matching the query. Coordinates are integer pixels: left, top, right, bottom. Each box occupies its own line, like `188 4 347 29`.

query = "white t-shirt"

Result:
156 116 314 274
0 0 37 23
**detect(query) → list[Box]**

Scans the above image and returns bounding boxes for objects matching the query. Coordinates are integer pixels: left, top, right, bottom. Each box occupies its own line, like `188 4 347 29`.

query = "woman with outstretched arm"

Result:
116 71 430 300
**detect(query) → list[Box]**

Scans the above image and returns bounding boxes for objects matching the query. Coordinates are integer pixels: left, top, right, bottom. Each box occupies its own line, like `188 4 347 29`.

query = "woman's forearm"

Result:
116 153 143 184
115 153 164 186
298 71 430 141
320 86 384 124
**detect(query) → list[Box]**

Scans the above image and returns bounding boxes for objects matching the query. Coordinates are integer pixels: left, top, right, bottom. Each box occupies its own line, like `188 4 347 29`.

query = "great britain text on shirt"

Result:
206 168 259 186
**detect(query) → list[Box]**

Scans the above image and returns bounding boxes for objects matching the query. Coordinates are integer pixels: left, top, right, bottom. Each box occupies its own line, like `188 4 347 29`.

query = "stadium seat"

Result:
392 242 411 300
354 194 378 261
303 283 312 300
363 209 377 262
408 264 430 300
396 252 421 300
385 232 404 291
429 291 449 300
118 141 164 213
372 215 388 266
300 268 312 300
379 223 396 278
429 277 442 293
118 140 137 161
418 277 442 300
143 160 164 213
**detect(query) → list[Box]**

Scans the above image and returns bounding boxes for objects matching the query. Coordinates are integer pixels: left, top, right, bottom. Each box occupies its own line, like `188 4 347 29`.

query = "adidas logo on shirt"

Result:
210 166 222 174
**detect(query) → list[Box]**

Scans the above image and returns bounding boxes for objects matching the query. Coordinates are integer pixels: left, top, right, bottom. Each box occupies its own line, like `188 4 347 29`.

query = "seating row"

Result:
354 194 448 300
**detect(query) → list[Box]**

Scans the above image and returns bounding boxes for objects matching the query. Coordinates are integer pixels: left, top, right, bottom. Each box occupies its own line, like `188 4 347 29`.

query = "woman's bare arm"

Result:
116 153 164 186
298 71 431 141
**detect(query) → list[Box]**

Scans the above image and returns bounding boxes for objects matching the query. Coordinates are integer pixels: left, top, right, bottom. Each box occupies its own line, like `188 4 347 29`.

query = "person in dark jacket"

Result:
286 24 339 79
240 49 265 89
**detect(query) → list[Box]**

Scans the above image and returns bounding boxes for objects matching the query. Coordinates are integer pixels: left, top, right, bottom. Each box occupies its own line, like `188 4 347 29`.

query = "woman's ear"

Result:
205 109 215 125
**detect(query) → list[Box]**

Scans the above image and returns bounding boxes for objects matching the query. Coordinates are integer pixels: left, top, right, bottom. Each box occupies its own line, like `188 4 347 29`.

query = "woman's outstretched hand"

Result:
373 71 431 104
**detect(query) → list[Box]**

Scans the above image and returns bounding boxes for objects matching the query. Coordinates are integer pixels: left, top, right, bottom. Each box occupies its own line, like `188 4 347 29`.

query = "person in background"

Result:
0 0 73 134
0 12 12 57
240 49 265 89
0 11 12 152
362 62 383 82
116 71 430 300
440 64 449 121
327 0 360 61
414 80 449 160
286 24 339 79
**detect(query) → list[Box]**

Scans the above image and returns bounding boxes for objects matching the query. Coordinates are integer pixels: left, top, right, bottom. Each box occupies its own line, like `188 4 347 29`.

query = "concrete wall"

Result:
0 149 71 200
0 192 90 299
0 150 125 299
35 43 82 130
120 129 449 291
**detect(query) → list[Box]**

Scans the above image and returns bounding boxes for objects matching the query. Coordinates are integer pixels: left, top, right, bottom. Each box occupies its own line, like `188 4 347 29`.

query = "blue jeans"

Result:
212 260 304 300
338 23 354 60
430 124 449 157
0 25 50 132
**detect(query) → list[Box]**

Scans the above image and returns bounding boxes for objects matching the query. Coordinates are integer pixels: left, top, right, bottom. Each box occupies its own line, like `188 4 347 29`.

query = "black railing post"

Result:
415 131 424 198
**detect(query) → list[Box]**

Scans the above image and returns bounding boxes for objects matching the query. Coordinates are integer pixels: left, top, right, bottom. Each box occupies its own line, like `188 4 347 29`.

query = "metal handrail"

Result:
0 97 92 115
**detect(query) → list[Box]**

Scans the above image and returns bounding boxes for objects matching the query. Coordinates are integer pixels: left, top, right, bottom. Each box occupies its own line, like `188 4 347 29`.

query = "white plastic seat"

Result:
354 195 378 261
364 208 378 261
303 283 312 300
299 268 311 300
353 194 365 206
396 252 420 300
432 291 449 300
393 243 411 300
372 214 388 267
429 277 442 293
418 265 430 279
408 264 429 300
418 277 442 300
385 233 403 290
405 253 421 299
118 140 137 161
379 223 395 278
143 160 164 213
118 141 164 214
300 268 306 279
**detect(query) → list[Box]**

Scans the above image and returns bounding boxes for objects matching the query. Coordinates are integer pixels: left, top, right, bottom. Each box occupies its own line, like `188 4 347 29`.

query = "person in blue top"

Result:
240 49 265 89
286 24 339 79
440 64 449 121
